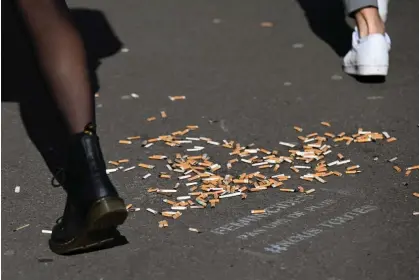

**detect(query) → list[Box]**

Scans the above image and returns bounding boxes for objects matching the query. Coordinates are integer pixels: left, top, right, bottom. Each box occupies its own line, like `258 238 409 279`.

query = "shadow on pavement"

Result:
296 0 353 57
2 1 128 253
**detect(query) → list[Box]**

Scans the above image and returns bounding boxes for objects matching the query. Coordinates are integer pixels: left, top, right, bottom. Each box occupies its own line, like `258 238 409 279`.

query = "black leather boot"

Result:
49 123 128 255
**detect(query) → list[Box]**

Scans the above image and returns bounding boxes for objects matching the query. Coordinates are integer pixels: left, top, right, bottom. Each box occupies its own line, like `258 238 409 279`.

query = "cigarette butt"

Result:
143 173 152 179
290 167 300 173
345 170 361 174
241 193 248 200
161 111 167 118
321 122 331 127
305 189 315 194
324 132 336 138
413 192 419 198
387 137 397 143
158 220 168 228
346 165 360 171
337 153 344 159
108 161 119 166
14 186 20 193
169 95 186 101
413 211 419 216
294 126 303 132
138 163 155 169
13 224 30 232
405 170 412 176
172 212 182 219
333 171 343 177
126 204 133 210
118 159 130 163
163 199 176 205
146 208 158 215
279 188 295 192
338 132 346 137
147 117 156 121
251 209 266 214
407 165 419 170
188 227 200 233
42 230 52 234
149 155 167 160
233 179 249 184
314 176 326 183
260 21 273 27
119 140 132 144
298 136 306 141
297 186 305 193
127 136 141 140
301 177 313 182
393 166 402 172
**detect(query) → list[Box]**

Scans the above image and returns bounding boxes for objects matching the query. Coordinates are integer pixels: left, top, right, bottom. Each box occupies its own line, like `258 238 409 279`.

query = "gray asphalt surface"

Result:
2 0 419 279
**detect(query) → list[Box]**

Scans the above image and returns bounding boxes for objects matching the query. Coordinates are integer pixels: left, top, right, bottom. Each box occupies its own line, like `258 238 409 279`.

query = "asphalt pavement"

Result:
2 0 419 279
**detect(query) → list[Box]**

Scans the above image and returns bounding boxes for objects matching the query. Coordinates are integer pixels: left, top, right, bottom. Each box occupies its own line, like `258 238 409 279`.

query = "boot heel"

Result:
87 197 128 230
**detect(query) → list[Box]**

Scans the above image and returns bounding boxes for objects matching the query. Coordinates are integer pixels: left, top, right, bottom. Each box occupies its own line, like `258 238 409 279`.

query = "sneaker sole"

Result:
49 197 128 255
358 65 388 76
343 65 388 76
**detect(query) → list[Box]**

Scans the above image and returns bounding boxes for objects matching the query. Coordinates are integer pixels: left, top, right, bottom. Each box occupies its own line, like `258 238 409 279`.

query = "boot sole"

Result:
49 197 128 255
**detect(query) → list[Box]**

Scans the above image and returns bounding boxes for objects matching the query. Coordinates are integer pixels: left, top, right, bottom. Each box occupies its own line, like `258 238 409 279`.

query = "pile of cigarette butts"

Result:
107 122 419 231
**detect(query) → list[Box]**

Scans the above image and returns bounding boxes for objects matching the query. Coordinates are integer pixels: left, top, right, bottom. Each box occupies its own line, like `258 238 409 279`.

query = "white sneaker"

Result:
343 32 391 76
343 0 390 76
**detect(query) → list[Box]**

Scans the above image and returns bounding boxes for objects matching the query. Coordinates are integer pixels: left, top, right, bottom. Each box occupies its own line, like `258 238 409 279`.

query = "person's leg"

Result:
343 0 390 76
17 0 127 254
345 0 385 37
18 0 92 133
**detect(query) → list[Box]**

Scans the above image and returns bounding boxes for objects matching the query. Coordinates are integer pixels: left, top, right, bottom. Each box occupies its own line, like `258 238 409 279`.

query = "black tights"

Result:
18 0 93 134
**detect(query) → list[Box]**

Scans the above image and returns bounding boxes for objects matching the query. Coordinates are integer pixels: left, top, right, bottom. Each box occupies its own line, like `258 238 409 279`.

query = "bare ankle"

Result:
356 7 385 36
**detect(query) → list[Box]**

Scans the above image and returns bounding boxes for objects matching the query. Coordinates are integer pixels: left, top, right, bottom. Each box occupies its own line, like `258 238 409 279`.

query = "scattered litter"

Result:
161 111 167 118
121 47 129 53
94 93 100 98
119 140 132 144
131 93 139 99
413 212 419 216
105 123 414 235
42 230 52 234
260 22 274 27
413 192 419 198
13 224 29 232
14 186 20 193
147 117 156 122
